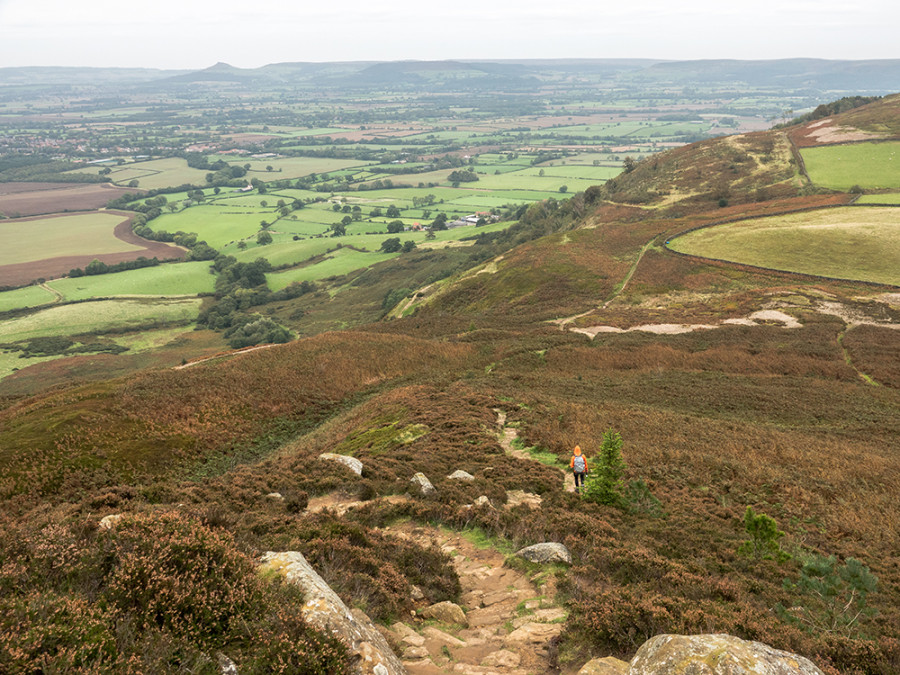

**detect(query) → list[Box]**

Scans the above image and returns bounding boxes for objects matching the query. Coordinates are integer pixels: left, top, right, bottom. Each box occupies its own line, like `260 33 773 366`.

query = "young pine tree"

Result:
583 428 626 506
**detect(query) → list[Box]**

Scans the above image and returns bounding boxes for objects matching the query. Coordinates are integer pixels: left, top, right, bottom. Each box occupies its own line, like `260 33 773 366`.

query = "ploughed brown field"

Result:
0 182 138 217
0 215 186 287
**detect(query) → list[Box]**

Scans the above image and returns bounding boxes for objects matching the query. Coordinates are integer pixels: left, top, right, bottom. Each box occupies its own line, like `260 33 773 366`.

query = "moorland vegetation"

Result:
0 78 899 673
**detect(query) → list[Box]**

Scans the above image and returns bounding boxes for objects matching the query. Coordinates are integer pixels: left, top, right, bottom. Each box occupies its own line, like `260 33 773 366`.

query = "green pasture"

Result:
152 207 264 248
0 213 138 266
46 262 215 301
111 325 195 353
0 298 203 343
0 286 57 313
669 206 900 286
267 248 399 289
513 165 620 180
473 172 601 193
856 193 900 204
801 142 900 190
106 158 210 190
0 351 57 382
228 157 370 180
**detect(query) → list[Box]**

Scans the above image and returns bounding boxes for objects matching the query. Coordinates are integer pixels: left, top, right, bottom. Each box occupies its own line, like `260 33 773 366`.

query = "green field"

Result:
153 207 266 248
801 141 900 190
856 193 900 204
0 213 138 266
0 298 203 343
268 247 399 289
0 285 57 312
670 206 900 285
46 262 215 301
73 158 211 190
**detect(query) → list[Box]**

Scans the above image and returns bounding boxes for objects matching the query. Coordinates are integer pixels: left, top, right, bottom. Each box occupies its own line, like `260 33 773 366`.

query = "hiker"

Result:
570 445 589 492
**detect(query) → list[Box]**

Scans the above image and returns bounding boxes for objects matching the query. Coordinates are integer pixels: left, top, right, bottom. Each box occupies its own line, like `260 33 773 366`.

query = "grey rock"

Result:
630 633 826 675
515 542 572 565
447 470 475 481
410 472 435 495
260 551 406 675
265 492 284 501
318 452 364 476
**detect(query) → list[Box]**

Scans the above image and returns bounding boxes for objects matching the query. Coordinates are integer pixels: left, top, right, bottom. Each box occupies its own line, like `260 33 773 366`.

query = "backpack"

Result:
573 454 586 473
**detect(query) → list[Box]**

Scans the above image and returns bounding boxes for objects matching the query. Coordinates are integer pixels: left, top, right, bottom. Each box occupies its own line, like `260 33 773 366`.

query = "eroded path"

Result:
383 522 567 675
495 409 574 493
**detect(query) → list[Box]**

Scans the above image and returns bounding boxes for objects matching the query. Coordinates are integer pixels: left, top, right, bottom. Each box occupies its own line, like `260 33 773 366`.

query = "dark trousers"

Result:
574 471 586 490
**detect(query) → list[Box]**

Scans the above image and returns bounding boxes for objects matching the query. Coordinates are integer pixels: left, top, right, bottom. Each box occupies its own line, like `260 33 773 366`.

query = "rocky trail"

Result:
300 411 580 673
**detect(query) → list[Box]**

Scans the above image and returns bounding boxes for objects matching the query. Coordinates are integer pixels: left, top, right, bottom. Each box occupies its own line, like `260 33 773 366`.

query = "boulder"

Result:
515 542 572 565
260 551 406 675
421 626 466 648
99 514 123 530
420 601 468 627
473 495 492 507
505 489 542 509
578 656 629 675
481 649 521 668
318 452 364 476
266 492 284 501
629 634 826 675
447 470 475 481
505 621 563 646
410 472 436 495
216 652 239 675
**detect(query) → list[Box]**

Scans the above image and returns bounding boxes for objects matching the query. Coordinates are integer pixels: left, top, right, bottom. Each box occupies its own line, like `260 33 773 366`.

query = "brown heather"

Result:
1 98 899 674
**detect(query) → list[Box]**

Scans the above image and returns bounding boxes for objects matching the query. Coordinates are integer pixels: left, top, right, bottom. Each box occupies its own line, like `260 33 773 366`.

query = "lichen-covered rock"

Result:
99 514 123 530
515 542 572 565
629 634 826 675
482 649 521 668
447 470 475 481
410 472 435 495
505 489 542 509
578 656 629 675
420 601 468 627
265 492 284 501
318 452 364 476
216 652 239 675
259 551 406 675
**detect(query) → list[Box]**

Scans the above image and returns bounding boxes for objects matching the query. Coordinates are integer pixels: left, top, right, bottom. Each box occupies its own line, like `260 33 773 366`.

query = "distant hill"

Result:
5 58 900 93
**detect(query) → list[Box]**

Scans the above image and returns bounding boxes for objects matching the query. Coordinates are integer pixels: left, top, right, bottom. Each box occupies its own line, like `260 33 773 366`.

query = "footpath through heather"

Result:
305 412 576 674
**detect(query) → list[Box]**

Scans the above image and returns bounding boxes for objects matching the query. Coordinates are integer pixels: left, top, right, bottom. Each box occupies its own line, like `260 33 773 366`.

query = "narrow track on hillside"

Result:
495 409 574 493
39 282 63 304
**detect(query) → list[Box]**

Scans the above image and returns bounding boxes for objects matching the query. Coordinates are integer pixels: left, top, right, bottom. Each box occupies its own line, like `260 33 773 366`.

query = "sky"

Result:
0 0 898 70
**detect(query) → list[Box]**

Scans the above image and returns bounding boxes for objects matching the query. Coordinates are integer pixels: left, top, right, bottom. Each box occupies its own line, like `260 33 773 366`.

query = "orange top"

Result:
570 446 589 471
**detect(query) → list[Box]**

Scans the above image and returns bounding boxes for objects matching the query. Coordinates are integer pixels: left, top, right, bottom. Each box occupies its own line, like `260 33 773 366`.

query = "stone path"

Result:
382 522 568 675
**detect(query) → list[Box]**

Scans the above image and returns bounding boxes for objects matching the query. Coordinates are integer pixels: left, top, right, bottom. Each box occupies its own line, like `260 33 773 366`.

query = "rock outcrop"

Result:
318 452 364 476
578 656 630 675
515 542 572 565
629 634 826 675
419 601 468 627
410 472 435 495
259 551 406 675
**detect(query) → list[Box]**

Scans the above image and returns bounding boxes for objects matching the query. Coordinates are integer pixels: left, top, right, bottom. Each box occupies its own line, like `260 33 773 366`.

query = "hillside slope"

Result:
2 97 900 674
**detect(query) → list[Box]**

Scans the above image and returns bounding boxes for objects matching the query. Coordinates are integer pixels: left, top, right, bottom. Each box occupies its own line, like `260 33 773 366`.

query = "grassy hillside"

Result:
2 96 899 674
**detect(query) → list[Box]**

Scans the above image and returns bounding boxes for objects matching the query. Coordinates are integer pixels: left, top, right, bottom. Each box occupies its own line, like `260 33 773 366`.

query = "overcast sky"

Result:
0 0 897 70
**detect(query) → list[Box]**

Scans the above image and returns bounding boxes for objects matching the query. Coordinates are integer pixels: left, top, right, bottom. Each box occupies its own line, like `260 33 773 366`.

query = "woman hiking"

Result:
570 445 589 493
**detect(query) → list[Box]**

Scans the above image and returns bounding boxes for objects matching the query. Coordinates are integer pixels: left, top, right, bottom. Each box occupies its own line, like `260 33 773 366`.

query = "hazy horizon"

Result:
1 0 897 70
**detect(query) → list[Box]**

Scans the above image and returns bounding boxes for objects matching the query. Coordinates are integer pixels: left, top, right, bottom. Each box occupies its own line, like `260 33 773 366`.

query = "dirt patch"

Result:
0 183 137 217
0 212 185 287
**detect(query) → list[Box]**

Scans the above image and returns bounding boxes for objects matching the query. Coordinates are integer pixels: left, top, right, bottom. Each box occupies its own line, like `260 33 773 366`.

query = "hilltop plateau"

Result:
0 93 898 674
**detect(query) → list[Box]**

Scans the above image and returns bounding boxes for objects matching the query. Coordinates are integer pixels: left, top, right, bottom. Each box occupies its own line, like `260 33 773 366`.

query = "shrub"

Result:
738 506 790 562
102 512 266 647
777 555 878 638
582 429 627 507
